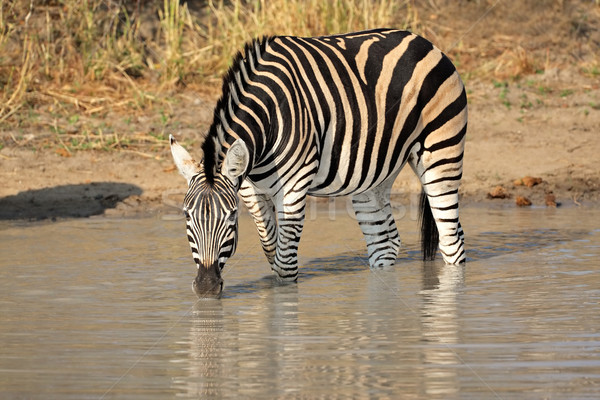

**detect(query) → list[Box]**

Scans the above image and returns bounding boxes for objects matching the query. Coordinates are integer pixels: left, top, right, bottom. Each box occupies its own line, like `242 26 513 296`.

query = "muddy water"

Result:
1 206 599 399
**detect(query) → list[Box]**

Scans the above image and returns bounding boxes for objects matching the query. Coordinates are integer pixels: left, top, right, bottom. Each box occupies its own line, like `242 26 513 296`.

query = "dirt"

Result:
2 71 598 220
1 2 599 220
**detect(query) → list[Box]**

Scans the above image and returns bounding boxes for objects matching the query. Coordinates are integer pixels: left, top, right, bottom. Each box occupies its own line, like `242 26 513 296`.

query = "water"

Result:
1 206 599 399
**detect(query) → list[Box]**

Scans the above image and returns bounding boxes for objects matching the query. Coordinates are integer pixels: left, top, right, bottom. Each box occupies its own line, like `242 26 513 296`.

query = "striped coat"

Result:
170 29 466 297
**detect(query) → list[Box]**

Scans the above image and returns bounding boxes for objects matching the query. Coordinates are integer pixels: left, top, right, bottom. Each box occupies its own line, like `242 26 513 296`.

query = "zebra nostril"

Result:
192 273 224 298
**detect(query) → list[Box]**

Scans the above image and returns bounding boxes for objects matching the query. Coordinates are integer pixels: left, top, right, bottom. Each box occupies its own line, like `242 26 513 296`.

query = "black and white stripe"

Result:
183 172 239 271
174 28 467 289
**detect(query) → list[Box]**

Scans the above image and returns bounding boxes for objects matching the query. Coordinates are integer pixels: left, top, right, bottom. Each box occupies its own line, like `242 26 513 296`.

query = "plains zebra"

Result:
170 28 467 297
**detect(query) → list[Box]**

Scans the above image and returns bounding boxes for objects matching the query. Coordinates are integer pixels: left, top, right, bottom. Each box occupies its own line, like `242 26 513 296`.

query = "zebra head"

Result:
169 135 249 297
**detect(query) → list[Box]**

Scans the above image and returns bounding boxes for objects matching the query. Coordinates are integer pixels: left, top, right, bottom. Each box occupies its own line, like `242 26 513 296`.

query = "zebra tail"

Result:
419 191 439 261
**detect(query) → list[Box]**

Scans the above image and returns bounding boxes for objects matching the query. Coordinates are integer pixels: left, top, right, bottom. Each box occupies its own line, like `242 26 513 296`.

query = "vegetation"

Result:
0 0 408 120
1 0 598 154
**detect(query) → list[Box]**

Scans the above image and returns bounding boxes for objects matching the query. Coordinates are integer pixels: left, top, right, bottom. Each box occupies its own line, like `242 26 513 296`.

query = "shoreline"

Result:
1 76 599 221
0 143 597 222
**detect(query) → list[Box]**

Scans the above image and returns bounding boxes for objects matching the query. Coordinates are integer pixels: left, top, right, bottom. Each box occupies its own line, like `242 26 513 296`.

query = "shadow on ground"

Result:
0 182 142 220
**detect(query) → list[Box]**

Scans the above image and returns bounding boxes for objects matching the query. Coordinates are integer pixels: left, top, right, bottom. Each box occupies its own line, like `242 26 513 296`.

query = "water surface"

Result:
1 206 599 399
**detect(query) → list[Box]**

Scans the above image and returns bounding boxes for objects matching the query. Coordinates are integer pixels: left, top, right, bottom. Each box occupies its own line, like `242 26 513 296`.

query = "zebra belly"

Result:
306 151 410 197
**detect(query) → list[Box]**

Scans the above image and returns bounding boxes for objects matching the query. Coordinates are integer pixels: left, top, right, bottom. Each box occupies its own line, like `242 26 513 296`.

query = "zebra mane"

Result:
201 36 274 185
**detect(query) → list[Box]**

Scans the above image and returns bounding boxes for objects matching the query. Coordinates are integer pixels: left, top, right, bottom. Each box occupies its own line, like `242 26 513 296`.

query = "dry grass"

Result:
0 0 408 120
0 0 412 152
1 0 598 153
198 0 415 77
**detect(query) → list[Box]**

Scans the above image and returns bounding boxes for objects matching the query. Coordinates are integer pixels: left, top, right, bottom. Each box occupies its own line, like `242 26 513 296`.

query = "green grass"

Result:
520 94 533 109
560 89 574 98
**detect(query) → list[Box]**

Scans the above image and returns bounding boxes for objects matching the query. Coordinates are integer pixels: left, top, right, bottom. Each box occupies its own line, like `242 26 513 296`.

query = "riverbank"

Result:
1 1 599 220
1 71 599 221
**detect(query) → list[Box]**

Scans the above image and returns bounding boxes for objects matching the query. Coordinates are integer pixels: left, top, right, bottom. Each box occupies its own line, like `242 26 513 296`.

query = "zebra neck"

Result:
203 36 293 180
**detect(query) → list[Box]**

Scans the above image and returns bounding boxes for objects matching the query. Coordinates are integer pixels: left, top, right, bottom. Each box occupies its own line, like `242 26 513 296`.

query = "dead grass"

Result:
198 0 415 77
1 0 599 154
0 0 409 119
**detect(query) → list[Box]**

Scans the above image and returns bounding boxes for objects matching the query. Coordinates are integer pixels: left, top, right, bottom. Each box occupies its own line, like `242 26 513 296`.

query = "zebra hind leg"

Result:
411 152 466 265
421 188 465 264
352 183 400 269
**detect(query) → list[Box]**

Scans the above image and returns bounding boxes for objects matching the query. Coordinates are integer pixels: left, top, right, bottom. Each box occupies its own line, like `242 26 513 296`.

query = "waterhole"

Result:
1 206 599 399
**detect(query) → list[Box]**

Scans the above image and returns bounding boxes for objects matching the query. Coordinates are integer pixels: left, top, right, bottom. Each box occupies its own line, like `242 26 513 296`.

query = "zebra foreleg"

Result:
352 183 401 269
270 192 308 283
239 181 277 265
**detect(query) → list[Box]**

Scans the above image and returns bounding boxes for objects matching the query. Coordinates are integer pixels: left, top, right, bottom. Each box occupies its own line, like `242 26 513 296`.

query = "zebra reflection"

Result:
420 262 465 396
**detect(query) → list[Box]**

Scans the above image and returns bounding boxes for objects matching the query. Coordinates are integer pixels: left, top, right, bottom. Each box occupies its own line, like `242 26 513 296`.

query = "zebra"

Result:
170 28 467 297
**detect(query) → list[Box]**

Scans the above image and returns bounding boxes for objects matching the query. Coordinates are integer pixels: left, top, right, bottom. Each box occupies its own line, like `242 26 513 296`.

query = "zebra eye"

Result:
183 210 191 222
227 210 237 222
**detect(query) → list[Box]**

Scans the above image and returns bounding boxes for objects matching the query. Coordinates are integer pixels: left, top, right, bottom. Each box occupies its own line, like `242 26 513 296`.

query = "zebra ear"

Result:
170 134 201 185
221 139 249 183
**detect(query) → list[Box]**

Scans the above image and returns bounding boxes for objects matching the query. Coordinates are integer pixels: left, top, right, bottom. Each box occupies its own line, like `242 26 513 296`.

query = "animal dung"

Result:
514 176 543 187
487 186 510 199
545 192 560 207
516 196 532 206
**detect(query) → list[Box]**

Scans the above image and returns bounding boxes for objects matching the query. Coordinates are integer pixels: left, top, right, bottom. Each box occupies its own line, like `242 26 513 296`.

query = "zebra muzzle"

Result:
192 261 223 298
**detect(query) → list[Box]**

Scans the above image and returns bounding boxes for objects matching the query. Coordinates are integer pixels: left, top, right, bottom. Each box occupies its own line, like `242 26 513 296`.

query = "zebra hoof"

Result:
273 271 298 284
